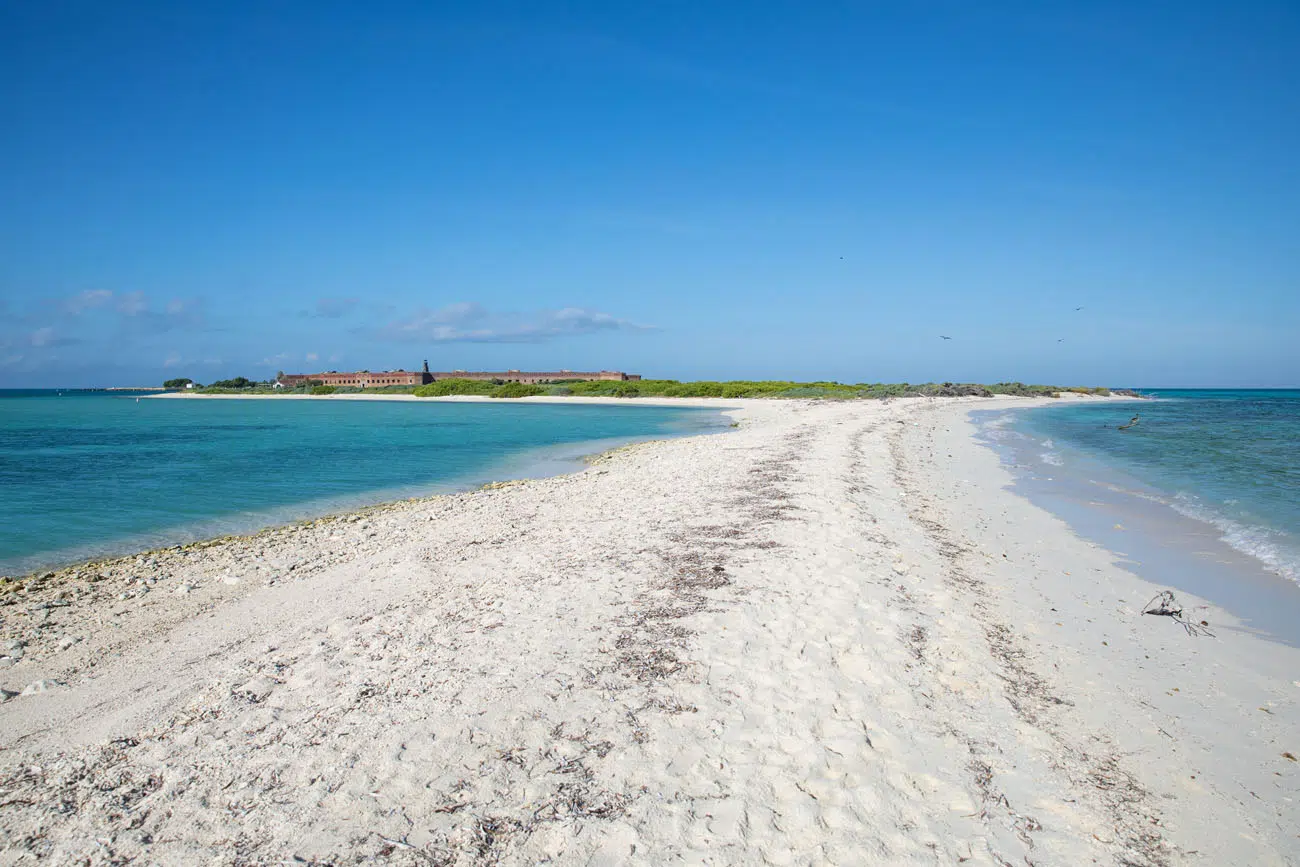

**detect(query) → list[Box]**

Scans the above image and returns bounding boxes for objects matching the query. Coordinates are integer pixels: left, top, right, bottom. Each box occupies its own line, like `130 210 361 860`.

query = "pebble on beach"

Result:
20 679 63 696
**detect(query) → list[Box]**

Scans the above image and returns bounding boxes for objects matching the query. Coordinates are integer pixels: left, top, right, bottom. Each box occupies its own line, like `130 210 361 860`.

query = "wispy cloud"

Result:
60 289 115 315
41 289 207 332
125 297 205 332
257 351 321 368
302 297 361 319
373 303 654 344
29 327 79 348
160 352 225 371
115 291 149 316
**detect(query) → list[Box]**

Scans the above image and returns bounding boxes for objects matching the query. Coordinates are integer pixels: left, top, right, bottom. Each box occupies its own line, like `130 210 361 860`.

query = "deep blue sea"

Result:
0 391 726 576
980 389 1300 642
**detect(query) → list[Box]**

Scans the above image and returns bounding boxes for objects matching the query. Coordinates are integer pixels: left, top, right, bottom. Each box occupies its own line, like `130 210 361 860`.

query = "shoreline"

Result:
976 404 1300 646
3 393 1293 864
3 393 1115 583
0 421 732 584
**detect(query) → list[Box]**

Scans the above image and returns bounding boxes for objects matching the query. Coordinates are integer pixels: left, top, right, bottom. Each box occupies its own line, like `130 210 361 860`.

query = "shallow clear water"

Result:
977 389 1300 645
0 391 726 575
1015 390 1300 584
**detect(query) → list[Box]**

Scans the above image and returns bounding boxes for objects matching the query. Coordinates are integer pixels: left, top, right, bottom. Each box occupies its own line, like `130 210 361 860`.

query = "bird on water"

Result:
1118 413 1140 430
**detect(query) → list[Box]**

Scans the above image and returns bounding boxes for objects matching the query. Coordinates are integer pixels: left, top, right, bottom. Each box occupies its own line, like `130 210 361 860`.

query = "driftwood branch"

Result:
1142 591 1214 637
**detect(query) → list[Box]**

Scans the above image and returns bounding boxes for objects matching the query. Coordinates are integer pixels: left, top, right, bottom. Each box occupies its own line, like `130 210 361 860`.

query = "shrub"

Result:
413 379 498 397
310 385 337 395
163 378 192 389
611 383 640 397
209 376 255 389
490 382 545 398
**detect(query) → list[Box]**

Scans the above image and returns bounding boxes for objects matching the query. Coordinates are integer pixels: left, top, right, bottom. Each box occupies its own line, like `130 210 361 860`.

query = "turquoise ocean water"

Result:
980 389 1300 642
0 391 726 576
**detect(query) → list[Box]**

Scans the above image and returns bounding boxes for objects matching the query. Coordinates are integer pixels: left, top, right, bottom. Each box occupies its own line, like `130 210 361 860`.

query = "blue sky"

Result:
2 1 1296 387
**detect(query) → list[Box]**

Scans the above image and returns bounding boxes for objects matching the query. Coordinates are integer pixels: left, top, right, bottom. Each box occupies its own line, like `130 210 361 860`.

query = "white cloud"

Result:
26 326 79 348
116 291 148 316
305 352 319 362
61 289 114 315
375 303 653 344
46 289 205 332
163 351 183 369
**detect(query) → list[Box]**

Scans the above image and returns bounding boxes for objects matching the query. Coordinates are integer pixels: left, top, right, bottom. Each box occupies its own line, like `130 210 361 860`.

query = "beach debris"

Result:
20 679 64 696
1118 413 1140 431
1141 591 1214 637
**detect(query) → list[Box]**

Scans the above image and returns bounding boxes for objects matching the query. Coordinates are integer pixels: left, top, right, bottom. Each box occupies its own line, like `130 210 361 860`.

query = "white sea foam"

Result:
1169 493 1300 584
1039 451 1064 467
1087 482 1300 584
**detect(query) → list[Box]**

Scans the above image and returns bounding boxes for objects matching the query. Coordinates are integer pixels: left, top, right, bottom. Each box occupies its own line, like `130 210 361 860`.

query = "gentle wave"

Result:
1092 479 1300 583
1168 493 1300 584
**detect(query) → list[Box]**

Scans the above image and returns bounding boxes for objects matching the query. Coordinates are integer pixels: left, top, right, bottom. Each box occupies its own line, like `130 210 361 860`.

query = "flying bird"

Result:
1075 306 1085 311
1057 338 1065 343
939 335 952 340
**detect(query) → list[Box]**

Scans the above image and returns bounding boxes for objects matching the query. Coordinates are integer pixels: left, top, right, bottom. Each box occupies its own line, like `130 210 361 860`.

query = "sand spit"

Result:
1 396 1296 865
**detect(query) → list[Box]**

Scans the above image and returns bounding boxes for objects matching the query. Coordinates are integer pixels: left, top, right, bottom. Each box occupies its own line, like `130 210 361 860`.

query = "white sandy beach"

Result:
2 395 1297 865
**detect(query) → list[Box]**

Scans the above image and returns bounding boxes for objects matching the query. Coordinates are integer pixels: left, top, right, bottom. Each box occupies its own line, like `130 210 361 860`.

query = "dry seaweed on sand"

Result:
1141 591 1215 637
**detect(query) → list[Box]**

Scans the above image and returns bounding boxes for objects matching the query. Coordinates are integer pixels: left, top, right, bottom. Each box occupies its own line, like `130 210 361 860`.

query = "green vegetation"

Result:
208 376 256 390
522 379 1113 400
413 379 499 397
162 377 193 389
185 375 1114 401
490 382 545 398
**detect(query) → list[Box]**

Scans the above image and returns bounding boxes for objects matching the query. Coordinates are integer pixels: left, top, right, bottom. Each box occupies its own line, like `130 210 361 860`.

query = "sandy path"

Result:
1 397 1296 865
